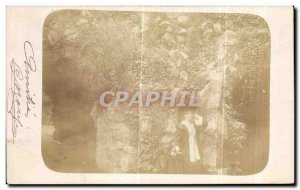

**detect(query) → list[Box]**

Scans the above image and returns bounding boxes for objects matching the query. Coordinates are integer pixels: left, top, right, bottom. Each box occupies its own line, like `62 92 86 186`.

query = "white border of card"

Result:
6 6 294 184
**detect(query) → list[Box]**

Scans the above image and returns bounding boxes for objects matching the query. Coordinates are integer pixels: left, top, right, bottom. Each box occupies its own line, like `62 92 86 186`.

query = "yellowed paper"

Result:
6 6 294 184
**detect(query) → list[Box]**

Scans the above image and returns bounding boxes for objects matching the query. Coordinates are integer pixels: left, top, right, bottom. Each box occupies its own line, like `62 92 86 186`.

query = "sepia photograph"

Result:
42 10 270 175
5 5 294 185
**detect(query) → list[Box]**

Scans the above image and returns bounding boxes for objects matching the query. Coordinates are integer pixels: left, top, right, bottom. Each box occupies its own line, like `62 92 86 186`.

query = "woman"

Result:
175 109 203 173
160 115 184 174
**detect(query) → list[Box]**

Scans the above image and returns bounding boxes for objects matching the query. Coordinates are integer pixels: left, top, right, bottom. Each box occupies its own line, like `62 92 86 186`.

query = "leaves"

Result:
43 11 270 173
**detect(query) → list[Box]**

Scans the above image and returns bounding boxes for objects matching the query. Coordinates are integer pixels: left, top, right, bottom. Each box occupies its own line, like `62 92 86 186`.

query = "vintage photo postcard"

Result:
6 6 294 184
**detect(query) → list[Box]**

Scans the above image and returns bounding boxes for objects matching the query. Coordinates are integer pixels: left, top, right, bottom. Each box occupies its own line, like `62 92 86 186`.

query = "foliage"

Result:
43 10 270 174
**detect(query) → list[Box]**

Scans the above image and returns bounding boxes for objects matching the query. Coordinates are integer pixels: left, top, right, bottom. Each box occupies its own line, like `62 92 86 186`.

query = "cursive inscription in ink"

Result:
7 41 37 142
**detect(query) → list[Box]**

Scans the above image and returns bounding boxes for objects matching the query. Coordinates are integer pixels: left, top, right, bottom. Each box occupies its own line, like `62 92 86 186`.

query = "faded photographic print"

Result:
41 10 270 175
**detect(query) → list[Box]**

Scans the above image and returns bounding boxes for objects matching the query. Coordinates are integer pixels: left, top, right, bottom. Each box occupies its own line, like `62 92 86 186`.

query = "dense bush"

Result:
43 10 270 174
